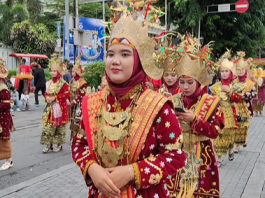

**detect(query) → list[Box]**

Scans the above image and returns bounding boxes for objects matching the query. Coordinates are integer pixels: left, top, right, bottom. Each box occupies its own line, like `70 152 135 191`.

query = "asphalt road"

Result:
0 100 73 190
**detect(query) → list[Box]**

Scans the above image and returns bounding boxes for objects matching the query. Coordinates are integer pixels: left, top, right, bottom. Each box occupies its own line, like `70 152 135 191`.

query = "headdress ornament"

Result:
49 58 67 75
105 1 164 80
73 57 85 77
216 49 236 75
153 32 180 74
0 57 8 79
174 34 217 87
233 51 253 71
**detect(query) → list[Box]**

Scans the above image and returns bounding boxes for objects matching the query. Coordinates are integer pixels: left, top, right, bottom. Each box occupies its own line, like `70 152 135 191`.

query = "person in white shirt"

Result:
21 89 30 111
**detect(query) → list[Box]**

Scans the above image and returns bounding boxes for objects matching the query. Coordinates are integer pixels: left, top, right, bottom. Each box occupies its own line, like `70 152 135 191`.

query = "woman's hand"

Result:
88 163 120 197
177 110 195 122
221 85 230 93
107 165 133 190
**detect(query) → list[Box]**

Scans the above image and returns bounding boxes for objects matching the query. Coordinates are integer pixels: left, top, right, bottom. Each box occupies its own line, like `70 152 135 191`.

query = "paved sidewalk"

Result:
1 114 265 198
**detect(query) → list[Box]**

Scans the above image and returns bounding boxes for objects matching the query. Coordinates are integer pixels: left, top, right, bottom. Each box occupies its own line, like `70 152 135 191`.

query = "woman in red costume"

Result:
0 57 15 171
210 52 239 167
169 35 225 198
40 58 70 153
71 13 186 198
69 57 89 141
232 52 256 153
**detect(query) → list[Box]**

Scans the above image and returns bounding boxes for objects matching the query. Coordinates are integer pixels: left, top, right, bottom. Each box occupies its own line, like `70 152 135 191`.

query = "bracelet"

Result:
128 165 133 181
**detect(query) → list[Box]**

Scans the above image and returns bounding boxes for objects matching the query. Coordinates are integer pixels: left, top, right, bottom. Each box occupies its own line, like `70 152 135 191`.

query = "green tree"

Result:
17 0 43 24
79 2 111 20
0 1 28 45
10 20 56 56
83 61 105 88
170 0 265 58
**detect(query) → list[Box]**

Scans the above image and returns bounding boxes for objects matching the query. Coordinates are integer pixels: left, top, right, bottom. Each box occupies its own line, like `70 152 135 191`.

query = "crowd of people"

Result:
0 7 265 198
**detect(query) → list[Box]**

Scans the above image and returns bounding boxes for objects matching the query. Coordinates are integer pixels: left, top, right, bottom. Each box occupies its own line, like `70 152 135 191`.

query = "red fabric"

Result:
151 79 162 89
74 90 186 197
0 89 12 140
45 83 70 124
221 71 234 85
19 65 31 73
165 81 179 95
52 71 62 83
106 49 146 100
182 80 202 109
74 74 80 81
238 71 248 82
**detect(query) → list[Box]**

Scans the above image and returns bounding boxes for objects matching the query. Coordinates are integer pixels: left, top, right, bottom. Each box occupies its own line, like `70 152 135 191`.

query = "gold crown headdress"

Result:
216 49 236 75
153 32 180 74
233 51 253 71
73 57 85 77
49 58 67 75
0 57 8 79
107 11 163 80
175 34 217 87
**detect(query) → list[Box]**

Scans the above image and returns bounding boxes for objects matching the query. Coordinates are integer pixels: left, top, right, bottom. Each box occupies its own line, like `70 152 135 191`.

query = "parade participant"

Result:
71 13 186 198
40 58 70 153
18 59 31 100
231 52 256 153
210 51 238 166
169 35 225 198
69 57 88 141
154 46 181 97
252 68 264 116
0 57 15 170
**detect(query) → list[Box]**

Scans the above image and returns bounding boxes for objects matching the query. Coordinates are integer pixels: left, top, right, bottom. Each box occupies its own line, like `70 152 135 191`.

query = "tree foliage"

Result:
83 61 105 88
170 0 265 58
0 1 28 45
10 20 56 56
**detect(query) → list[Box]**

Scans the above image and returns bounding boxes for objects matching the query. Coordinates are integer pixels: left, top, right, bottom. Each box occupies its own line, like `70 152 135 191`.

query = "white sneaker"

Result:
0 161 13 170
16 108 20 112
10 109 13 112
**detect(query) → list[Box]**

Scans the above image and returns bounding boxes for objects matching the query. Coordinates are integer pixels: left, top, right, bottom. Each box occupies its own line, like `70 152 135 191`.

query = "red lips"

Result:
111 68 121 73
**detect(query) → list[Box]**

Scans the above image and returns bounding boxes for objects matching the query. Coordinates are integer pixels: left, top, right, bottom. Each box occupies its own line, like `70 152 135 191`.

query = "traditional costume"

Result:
210 51 238 166
0 57 15 170
40 59 70 153
252 68 265 116
69 57 89 141
71 12 186 198
169 35 225 198
156 48 181 96
232 52 256 152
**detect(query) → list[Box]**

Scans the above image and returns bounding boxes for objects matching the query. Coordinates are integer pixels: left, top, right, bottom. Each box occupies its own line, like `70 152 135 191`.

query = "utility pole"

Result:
65 0 70 60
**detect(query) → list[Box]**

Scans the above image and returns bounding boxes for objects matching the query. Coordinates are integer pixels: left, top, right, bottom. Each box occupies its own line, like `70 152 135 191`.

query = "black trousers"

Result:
35 87 46 104
18 80 24 100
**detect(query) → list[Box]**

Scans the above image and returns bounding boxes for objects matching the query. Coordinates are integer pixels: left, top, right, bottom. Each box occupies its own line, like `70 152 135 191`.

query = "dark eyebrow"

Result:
107 49 133 53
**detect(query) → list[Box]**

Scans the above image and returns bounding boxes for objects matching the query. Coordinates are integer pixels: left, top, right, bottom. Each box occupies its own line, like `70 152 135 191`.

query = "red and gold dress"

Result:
72 86 186 198
40 78 70 145
0 82 13 160
232 78 256 146
170 93 225 198
69 77 88 140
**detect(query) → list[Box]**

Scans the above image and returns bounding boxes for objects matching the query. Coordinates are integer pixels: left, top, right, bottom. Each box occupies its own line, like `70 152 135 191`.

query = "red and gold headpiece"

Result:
73 57 85 77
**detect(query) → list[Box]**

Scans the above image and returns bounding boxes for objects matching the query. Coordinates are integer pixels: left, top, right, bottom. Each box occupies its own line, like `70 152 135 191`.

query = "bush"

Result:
44 69 51 81
83 61 105 89
8 69 18 79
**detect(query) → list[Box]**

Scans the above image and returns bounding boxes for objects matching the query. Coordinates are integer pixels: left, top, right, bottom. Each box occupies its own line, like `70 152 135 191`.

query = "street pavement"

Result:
1 93 265 198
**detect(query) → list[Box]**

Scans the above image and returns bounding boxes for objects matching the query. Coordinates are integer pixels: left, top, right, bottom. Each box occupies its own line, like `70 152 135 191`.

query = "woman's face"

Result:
179 77 197 96
257 69 261 75
221 68 230 79
236 67 246 76
105 44 134 84
163 72 178 86
51 70 58 78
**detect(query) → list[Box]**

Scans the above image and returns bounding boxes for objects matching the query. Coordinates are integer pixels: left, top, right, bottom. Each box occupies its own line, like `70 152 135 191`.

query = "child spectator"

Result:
21 89 30 111
10 87 20 112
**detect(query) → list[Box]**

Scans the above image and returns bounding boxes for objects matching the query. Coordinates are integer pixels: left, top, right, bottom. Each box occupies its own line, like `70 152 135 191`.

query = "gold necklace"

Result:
93 85 143 168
